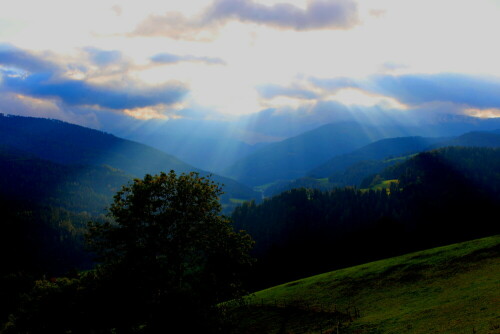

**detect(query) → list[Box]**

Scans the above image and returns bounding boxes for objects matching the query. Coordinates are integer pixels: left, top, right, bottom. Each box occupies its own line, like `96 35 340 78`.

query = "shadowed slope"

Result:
0 114 259 206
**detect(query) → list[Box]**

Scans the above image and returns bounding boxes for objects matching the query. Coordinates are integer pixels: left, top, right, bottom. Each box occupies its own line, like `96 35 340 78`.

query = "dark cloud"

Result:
0 43 58 73
133 0 358 39
1 71 187 110
206 0 359 30
151 52 226 65
369 73 500 109
308 73 500 110
0 44 188 111
0 92 100 128
257 84 319 99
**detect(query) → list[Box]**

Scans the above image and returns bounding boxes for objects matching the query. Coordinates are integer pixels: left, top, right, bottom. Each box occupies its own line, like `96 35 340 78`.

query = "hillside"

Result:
362 146 500 194
0 114 259 207
310 130 500 179
433 130 500 148
309 136 444 178
125 127 265 174
232 147 500 288
0 145 130 214
263 131 500 196
223 122 393 187
233 235 500 334
0 146 136 279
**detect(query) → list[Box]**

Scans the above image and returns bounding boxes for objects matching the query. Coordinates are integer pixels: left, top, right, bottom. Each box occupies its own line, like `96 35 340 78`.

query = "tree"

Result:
87 171 254 333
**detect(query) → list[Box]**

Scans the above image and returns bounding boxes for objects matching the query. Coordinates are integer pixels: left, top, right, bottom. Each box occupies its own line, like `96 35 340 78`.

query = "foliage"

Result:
233 147 500 289
85 171 254 332
0 196 95 327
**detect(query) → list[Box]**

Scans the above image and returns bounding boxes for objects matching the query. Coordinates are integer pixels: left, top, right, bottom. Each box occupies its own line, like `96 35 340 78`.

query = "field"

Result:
232 235 500 333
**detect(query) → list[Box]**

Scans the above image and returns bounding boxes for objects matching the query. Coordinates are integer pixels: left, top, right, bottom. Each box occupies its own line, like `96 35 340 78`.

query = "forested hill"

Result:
0 145 130 214
0 145 135 282
0 114 189 171
0 114 259 204
0 114 258 283
308 136 445 178
432 130 500 148
309 130 500 179
232 147 500 288
260 130 500 197
363 146 500 196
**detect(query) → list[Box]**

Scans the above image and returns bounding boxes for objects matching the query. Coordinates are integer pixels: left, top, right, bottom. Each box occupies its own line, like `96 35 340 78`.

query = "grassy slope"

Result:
236 235 500 333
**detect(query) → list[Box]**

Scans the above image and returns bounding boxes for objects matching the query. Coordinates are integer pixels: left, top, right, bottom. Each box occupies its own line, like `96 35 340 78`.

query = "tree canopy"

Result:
6 171 253 333
86 171 254 332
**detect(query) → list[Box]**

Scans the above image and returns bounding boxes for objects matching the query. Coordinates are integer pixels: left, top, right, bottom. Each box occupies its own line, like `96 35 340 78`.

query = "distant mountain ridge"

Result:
260 130 500 197
223 122 400 187
0 114 259 207
313 130 500 180
125 130 266 174
309 136 446 178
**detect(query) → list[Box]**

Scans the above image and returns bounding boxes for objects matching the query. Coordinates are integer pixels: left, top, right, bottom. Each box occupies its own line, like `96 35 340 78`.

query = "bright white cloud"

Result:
325 88 408 109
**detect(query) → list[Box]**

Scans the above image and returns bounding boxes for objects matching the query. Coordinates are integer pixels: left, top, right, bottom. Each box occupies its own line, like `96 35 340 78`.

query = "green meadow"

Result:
233 235 500 333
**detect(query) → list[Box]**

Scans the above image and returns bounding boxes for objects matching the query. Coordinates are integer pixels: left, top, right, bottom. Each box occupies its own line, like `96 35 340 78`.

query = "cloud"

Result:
84 47 123 66
368 73 500 110
257 84 319 100
308 73 500 111
151 52 226 65
133 0 359 39
0 44 188 112
0 92 100 128
1 71 187 110
307 76 357 91
206 0 359 30
0 43 58 73
250 72 500 138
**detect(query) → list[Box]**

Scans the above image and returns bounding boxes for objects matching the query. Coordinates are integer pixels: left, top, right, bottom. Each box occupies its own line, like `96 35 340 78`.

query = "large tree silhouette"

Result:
85 171 254 332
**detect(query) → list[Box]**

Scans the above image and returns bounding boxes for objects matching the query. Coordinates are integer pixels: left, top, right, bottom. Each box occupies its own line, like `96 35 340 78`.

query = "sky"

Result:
1 0 500 143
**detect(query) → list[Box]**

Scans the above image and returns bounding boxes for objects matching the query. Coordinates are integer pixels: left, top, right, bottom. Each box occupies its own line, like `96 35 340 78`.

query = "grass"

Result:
229 198 250 204
316 178 331 185
232 235 500 333
254 181 283 192
360 179 399 194
369 179 398 192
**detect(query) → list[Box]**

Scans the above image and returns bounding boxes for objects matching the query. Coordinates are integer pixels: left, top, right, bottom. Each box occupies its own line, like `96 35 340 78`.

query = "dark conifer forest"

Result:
232 147 500 288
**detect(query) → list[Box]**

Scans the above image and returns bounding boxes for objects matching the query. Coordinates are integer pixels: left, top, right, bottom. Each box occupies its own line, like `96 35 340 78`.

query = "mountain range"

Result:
0 114 259 210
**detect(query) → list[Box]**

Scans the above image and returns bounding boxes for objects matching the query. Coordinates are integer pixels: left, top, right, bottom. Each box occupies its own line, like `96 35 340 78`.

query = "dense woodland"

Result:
1 115 499 332
233 147 500 288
